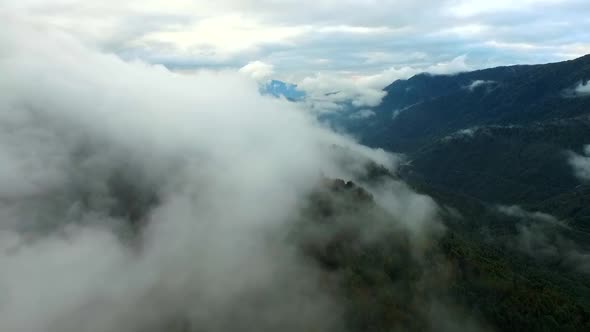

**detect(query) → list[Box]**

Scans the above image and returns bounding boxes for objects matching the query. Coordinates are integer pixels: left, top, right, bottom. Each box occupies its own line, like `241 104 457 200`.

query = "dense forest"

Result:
319 55 590 331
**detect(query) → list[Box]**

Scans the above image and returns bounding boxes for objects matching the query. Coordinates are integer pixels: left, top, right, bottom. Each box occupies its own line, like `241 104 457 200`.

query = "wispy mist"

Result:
497 205 590 275
0 17 442 332
569 145 590 181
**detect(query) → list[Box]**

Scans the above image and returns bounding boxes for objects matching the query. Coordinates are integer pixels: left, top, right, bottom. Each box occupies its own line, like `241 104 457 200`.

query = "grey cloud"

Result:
7 0 590 84
0 19 444 332
568 145 590 181
466 80 495 91
210 0 449 27
349 109 376 119
516 223 590 275
496 205 590 275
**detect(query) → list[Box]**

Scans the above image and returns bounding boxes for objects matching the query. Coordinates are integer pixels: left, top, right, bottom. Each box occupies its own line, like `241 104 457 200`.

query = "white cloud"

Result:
556 43 590 59
497 205 558 223
360 51 427 65
0 19 442 331
434 24 491 38
496 204 590 275
136 14 306 58
316 25 398 34
465 80 495 91
425 55 472 75
568 145 590 181
297 68 411 111
4 0 588 79
575 81 590 95
516 221 590 274
349 109 376 119
450 0 567 17
391 101 424 121
296 55 472 112
297 72 388 111
239 60 275 80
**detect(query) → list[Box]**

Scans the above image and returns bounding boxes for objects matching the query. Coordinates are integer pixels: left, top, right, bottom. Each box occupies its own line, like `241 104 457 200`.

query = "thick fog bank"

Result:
0 18 445 332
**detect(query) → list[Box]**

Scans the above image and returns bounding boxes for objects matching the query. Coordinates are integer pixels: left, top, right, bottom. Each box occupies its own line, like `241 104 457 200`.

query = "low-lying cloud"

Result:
496 205 558 224
466 80 495 91
496 205 590 275
576 81 590 95
296 55 472 112
239 60 275 80
0 17 444 332
568 145 590 181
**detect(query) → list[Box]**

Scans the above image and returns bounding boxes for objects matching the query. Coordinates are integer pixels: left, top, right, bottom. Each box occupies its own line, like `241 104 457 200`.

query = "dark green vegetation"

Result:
293 177 590 331
361 54 590 152
345 55 590 210
323 55 590 331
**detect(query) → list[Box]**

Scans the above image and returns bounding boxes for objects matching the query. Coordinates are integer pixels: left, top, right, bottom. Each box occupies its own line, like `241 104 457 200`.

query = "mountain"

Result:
319 55 590 331
261 79 306 101
336 55 590 221
362 55 590 153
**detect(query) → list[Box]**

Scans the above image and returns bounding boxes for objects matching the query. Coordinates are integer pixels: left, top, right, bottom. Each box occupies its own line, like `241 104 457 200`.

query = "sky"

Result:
3 0 590 107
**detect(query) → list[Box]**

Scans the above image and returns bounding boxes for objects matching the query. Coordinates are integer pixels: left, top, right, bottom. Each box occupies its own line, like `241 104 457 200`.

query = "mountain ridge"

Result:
328 55 590 215
361 54 590 153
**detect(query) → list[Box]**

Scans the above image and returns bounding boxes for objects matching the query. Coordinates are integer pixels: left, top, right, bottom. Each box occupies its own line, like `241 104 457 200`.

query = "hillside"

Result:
359 54 590 153
317 55 590 331
333 55 590 220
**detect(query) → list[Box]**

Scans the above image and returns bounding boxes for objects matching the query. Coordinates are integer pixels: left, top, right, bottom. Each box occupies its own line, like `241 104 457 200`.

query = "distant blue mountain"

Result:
261 80 305 101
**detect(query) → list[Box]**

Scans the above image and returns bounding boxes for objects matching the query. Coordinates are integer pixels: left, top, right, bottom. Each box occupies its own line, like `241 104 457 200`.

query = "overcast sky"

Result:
5 0 590 107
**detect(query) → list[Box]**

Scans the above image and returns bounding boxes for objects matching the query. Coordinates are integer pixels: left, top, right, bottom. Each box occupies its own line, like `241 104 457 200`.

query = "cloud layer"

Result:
496 205 590 275
0 18 443 332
